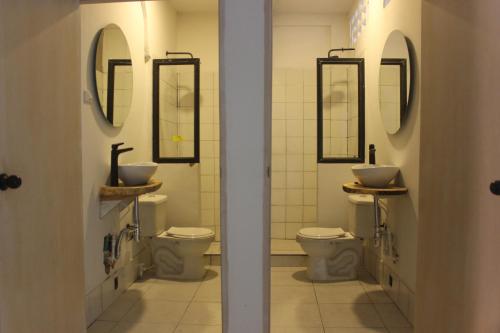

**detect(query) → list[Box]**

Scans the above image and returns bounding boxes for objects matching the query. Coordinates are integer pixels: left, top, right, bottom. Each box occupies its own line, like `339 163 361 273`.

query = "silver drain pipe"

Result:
132 196 141 242
114 197 142 260
373 195 383 247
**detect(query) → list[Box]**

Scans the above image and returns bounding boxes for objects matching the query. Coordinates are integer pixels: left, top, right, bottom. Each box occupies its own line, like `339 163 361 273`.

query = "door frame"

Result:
79 0 272 331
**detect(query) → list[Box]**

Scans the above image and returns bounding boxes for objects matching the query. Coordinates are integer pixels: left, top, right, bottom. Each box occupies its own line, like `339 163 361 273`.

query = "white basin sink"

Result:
119 162 158 186
352 164 399 188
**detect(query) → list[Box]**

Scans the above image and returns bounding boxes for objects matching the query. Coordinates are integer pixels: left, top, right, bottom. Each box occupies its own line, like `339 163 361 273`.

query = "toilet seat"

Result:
163 227 215 239
297 227 346 240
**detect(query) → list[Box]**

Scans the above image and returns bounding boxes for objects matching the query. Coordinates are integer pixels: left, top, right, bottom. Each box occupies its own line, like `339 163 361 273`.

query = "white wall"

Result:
177 13 219 72
351 0 421 292
81 3 150 295
143 2 205 230
272 14 358 233
271 14 356 238
153 12 221 243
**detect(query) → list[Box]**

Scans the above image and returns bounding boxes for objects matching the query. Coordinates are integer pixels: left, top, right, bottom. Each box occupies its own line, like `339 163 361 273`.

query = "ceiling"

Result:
168 0 356 14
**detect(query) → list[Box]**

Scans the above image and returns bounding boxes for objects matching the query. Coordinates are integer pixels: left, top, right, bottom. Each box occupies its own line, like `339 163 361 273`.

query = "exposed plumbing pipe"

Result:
114 227 130 261
373 195 383 247
132 196 141 242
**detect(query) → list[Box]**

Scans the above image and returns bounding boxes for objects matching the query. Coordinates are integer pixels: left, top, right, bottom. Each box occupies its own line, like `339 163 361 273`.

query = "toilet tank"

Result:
347 194 374 239
138 194 168 237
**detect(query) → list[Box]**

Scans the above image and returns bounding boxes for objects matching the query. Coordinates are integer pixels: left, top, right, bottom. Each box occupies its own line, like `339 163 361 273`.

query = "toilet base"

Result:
152 233 214 281
156 254 207 281
304 238 362 282
307 250 359 281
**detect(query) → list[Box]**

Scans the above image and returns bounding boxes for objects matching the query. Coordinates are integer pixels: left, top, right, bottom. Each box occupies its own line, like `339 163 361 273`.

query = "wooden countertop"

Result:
342 182 408 196
99 179 162 201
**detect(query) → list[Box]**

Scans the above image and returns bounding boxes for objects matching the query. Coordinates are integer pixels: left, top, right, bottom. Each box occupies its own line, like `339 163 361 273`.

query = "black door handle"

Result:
490 181 500 195
0 173 22 191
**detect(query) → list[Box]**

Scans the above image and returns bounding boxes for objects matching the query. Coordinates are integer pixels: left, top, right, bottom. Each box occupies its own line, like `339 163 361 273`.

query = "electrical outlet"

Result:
114 276 119 290
389 274 393 287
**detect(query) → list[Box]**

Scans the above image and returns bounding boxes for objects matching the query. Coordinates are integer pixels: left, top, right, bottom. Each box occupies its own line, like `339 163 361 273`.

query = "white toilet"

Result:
139 194 215 280
296 194 373 281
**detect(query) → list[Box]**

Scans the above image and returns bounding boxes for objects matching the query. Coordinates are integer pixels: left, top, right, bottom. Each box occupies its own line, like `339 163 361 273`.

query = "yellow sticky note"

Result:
172 135 184 142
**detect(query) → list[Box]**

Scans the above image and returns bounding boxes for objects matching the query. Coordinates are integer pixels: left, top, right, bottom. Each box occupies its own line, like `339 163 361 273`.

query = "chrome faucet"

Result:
110 143 133 186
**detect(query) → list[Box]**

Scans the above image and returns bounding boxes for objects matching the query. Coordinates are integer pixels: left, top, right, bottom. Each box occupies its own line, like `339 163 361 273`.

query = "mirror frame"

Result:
316 57 365 164
152 58 200 164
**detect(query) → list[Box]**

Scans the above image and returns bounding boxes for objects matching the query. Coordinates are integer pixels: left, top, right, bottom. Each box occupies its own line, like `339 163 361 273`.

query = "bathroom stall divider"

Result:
219 0 272 332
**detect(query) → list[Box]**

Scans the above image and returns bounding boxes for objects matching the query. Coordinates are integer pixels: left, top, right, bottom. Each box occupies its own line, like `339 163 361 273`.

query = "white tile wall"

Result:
271 69 319 239
321 64 361 159
380 65 401 133
199 71 221 241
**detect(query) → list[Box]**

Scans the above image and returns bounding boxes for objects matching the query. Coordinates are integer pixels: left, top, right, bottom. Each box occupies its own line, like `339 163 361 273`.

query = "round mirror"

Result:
94 24 133 127
379 30 412 134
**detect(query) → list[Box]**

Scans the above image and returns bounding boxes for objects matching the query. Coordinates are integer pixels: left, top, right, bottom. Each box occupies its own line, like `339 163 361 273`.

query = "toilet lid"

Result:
166 227 215 239
297 227 346 240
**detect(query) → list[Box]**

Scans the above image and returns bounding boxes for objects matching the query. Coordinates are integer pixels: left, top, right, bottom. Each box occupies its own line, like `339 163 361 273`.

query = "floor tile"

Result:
271 286 316 304
315 284 371 304
359 280 393 304
374 304 411 328
203 268 221 283
97 265 410 333
386 328 413 333
272 266 307 272
319 304 384 328
271 303 322 327
193 282 221 302
87 321 117 333
127 281 153 293
109 321 176 333
313 280 362 287
271 327 324 333
98 295 138 322
143 283 199 301
140 271 203 286
271 269 312 286
175 324 222 333
181 302 222 325
324 328 387 333
122 299 189 324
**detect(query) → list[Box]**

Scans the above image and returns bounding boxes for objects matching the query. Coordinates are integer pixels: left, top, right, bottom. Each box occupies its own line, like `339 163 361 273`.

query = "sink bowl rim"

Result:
119 162 158 168
352 164 399 170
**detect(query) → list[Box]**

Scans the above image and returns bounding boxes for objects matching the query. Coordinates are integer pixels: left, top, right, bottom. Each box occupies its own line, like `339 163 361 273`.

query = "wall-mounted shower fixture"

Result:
328 48 356 58
166 51 194 59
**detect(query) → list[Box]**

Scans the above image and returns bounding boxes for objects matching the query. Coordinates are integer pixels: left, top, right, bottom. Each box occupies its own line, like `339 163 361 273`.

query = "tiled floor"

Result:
207 239 305 255
88 266 413 333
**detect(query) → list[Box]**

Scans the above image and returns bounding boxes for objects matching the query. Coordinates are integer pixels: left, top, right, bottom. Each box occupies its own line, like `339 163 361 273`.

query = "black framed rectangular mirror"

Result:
107 59 132 126
153 55 200 163
380 58 407 134
317 57 365 163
